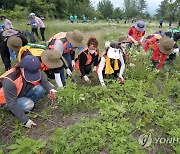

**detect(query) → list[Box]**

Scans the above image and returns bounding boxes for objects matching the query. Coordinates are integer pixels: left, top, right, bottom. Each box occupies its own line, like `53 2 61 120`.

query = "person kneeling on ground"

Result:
97 39 126 86
151 36 174 69
74 37 99 83
0 55 56 128
41 49 72 88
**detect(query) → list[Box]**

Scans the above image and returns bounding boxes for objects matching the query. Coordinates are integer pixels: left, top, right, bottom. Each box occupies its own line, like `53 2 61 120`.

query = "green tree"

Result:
137 0 147 15
123 0 138 18
112 7 123 19
156 0 180 20
97 0 114 19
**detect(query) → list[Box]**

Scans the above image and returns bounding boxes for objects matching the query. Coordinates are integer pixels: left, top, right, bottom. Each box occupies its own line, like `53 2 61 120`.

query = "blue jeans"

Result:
63 52 72 71
17 85 46 112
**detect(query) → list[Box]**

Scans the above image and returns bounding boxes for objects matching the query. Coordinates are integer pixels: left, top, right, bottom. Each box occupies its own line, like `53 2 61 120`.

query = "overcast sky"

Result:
91 0 163 15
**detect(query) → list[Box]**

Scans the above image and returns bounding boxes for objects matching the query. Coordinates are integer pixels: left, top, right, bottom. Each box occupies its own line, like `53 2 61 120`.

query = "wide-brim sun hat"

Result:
66 30 84 47
7 36 22 52
135 20 146 32
159 36 174 54
20 55 41 82
41 49 63 68
118 36 128 43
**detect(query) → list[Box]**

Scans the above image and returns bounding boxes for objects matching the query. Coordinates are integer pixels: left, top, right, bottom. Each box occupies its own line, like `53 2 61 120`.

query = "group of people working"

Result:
0 19 179 128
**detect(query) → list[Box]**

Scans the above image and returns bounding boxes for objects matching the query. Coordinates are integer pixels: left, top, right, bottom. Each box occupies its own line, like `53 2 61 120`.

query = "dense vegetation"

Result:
0 20 179 154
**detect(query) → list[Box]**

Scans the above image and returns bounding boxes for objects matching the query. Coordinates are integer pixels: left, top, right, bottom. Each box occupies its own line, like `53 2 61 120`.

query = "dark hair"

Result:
1 16 6 20
106 43 121 52
87 37 98 48
165 32 172 38
13 64 22 77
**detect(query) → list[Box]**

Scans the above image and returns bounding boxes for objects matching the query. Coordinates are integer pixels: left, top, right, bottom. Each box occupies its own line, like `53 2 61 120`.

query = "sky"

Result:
91 0 163 16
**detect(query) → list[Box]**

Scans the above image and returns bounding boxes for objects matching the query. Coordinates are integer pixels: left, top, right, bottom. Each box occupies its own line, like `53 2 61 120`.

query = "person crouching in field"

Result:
0 55 56 128
74 37 99 83
147 36 174 69
97 39 126 86
41 49 72 88
0 29 28 71
48 30 84 72
127 20 146 52
17 44 72 88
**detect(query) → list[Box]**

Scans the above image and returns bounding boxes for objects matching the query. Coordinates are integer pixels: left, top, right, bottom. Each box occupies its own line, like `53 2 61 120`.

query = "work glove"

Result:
72 60 75 68
83 75 91 83
25 119 37 128
92 66 97 72
48 89 57 101
138 42 142 46
105 41 110 48
134 40 138 46
66 68 72 77
101 82 106 87
129 63 136 68
118 76 125 84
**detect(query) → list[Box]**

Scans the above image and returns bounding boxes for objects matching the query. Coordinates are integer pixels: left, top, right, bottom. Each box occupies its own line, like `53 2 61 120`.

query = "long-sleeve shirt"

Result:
34 16 45 28
3 19 13 29
98 52 125 84
53 39 75 60
152 48 167 69
78 50 99 76
2 72 53 123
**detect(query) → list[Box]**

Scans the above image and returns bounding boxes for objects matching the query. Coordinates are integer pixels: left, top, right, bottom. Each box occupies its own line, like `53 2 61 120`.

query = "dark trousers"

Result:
128 42 140 52
0 45 11 71
159 23 162 28
83 65 92 75
31 28 39 38
40 27 46 41
152 60 159 68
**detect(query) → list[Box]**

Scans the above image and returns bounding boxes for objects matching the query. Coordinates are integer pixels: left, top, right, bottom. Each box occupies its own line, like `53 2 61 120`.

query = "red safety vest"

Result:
148 34 162 51
128 26 144 42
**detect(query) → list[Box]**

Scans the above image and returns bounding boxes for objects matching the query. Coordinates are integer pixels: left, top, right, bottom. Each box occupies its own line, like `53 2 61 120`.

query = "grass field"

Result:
0 20 179 154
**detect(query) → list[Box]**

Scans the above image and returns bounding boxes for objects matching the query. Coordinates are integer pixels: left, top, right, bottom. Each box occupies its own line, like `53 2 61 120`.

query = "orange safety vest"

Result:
148 34 162 51
0 68 39 105
74 48 98 72
48 32 72 53
128 26 144 43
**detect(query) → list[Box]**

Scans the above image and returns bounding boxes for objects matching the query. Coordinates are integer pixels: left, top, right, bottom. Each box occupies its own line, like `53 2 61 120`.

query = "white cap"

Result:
30 13 35 16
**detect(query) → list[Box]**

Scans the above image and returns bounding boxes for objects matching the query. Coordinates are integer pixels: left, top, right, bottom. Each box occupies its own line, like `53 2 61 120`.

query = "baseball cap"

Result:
20 55 41 82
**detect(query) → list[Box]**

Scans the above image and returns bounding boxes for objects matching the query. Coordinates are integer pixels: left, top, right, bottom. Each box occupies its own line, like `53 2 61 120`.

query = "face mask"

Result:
89 50 96 54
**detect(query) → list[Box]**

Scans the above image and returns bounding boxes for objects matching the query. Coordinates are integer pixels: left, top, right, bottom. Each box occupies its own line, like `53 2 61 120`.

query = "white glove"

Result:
92 66 96 71
118 75 125 84
50 89 57 93
105 41 110 48
129 63 136 68
83 75 91 83
101 82 106 86
72 60 75 68
25 119 37 128
155 69 160 73
66 68 72 76
173 48 179 55
134 40 138 46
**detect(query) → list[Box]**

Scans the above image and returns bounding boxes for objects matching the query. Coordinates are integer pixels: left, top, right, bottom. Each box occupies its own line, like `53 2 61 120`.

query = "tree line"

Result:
0 0 179 21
